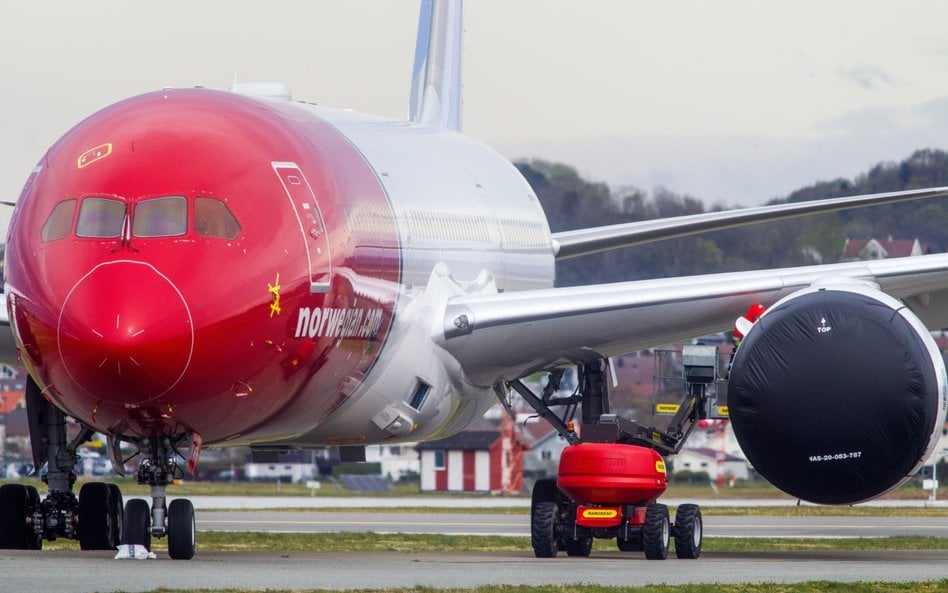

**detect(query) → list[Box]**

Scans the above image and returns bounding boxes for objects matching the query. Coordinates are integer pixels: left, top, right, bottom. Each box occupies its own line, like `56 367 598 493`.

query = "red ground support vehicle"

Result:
530 443 702 559
513 348 719 560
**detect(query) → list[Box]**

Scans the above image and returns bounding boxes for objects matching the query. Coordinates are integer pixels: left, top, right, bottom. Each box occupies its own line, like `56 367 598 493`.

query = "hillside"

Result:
518 149 948 287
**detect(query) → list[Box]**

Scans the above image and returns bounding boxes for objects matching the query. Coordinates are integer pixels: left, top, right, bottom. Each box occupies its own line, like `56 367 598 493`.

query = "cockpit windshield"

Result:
133 196 187 238
42 195 240 242
75 198 126 238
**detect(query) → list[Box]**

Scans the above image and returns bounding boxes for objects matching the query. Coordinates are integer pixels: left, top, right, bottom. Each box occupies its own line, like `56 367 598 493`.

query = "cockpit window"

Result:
194 197 241 239
41 199 76 242
76 198 126 238
133 196 187 238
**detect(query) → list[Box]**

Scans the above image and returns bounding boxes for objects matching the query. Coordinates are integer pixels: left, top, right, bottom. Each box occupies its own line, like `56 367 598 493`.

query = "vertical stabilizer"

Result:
409 0 463 131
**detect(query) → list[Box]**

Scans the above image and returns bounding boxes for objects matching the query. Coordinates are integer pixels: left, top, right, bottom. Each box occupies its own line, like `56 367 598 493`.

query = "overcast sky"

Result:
3 1 948 235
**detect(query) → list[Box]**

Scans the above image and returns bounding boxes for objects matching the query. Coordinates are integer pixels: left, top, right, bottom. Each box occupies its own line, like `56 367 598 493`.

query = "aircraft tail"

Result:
409 0 463 131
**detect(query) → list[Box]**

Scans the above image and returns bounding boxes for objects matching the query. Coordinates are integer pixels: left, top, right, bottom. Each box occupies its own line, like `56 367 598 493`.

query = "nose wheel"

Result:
121 435 198 560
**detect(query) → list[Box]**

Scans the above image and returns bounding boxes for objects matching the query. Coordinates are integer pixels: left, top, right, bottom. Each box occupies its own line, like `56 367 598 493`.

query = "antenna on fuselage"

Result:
409 0 463 131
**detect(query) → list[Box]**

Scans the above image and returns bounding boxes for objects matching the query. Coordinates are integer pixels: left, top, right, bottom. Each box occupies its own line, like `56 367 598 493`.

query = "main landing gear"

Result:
507 347 718 560
0 377 196 559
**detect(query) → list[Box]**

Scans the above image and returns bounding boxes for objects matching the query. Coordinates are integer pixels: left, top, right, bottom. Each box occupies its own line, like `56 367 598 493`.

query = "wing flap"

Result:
440 253 948 386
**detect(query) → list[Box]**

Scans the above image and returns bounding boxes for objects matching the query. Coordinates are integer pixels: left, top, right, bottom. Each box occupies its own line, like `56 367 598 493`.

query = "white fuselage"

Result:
269 105 556 447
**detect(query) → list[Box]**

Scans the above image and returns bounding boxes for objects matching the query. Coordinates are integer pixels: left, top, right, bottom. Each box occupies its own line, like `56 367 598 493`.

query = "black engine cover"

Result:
728 288 944 504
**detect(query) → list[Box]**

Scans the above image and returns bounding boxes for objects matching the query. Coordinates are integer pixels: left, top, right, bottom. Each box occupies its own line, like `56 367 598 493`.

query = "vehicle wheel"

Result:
122 498 151 550
531 478 562 558
564 535 593 557
106 484 123 547
617 535 642 552
673 504 702 559
0 484 37 549
79 482 117 550
167 498 196 560
642 503 669 560
531 501 560 558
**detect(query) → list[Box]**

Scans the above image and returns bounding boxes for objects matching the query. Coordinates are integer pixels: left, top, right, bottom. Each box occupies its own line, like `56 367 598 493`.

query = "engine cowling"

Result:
728 283 947 504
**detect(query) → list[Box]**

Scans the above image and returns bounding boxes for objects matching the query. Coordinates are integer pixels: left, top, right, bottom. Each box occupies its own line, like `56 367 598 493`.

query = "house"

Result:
520 421 568 482
365 444 420 481
841 237 925 261
673 447 749 481
416 429 525 493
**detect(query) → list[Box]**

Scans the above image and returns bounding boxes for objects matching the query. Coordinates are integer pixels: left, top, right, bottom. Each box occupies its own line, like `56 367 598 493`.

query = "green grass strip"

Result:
40 532 948 553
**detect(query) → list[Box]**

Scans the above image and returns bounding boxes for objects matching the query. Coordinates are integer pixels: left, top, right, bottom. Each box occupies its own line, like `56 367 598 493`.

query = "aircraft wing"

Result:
439 253 948 386
552 187 948 259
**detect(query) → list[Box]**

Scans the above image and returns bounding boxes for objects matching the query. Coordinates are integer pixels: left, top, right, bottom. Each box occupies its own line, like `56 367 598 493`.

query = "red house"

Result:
416 429 524 494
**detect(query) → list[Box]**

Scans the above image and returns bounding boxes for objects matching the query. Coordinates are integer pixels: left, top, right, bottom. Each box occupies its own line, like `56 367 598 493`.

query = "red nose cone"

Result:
58 262 193 405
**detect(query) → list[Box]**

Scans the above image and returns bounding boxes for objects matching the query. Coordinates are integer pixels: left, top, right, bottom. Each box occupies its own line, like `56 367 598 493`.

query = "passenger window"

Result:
76 198 126 238
133 196 187 238
41 199 77 242
194 197 241 239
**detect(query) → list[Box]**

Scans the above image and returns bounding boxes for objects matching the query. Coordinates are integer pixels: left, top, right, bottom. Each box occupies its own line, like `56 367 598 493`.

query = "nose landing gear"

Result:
122 436 196 560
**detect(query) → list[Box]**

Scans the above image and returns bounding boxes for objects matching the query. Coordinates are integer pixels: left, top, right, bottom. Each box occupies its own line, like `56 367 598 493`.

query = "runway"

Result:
2 549 947 593
1 498 944 593
196 509 948 539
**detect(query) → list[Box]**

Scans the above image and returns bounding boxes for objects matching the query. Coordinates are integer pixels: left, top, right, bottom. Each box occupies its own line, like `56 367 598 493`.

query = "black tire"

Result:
531 478 563 558
24 486 42 550
673 504 702 559
79 482 117 550
0 484 36 549
564 535 593 557
106 484 123 547
531 478 560 507
531 501 560 558
167 499 196 560
617 535 642 552
642 503 669 560
122 498 151 550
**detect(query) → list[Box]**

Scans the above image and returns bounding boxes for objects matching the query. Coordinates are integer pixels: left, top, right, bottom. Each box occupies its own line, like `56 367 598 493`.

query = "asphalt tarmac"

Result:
2 549 947 592
1 499 944 592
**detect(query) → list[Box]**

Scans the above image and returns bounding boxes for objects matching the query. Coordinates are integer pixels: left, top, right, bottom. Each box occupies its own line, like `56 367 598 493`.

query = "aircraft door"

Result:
272 162 332 293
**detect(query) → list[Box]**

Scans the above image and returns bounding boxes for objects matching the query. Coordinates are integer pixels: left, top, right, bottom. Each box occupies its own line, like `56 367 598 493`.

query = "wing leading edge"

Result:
439 253 948 387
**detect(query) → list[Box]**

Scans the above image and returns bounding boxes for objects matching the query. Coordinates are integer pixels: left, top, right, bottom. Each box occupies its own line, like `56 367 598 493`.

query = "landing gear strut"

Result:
123 435 196 560
508 347 718 560
0 378 124 551
0 377 197 559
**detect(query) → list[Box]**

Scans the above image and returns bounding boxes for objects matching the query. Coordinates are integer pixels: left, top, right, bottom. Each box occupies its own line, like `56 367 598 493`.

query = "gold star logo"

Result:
268 273 281 317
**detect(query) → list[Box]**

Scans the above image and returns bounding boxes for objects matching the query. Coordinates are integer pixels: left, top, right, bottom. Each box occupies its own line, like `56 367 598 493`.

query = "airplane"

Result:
1 0 946 561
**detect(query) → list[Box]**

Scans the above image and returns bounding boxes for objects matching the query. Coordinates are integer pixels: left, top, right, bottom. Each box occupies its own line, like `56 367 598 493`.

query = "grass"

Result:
2 476 945 501
38 531 948 554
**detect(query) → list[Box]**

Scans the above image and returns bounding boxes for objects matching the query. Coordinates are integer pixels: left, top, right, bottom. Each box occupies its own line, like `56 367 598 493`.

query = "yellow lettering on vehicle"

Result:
582 509 618 519
655 460 666 474
655 404 680 414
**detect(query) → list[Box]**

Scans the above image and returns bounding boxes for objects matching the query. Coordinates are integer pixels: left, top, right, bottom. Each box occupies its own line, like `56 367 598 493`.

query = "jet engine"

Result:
728 283 947 504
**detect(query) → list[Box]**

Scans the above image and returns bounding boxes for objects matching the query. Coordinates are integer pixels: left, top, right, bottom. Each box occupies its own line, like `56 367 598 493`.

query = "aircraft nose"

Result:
58 262 193 405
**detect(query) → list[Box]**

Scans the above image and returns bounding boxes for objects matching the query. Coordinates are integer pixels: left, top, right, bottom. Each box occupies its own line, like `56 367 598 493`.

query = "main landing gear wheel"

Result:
167 499 196 560
642 503 670 560
0 484 41 550
673 504 702 559
123 498 152 551
106 484 124 548
78 482 122 550
531 478 561 558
